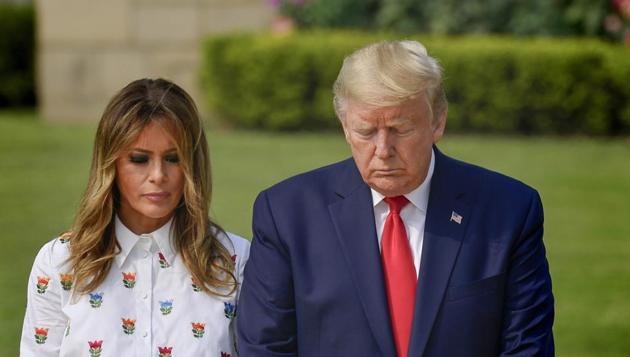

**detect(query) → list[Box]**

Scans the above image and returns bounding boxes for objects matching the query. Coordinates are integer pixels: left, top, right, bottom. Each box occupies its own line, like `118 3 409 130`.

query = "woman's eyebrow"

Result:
129 147 178 154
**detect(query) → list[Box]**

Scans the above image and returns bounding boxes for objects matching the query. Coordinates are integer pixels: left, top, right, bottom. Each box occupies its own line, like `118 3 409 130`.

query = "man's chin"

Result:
367 179 410 197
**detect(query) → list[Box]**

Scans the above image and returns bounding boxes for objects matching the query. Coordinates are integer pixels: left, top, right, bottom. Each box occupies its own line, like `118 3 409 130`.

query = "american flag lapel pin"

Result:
450 211 463 224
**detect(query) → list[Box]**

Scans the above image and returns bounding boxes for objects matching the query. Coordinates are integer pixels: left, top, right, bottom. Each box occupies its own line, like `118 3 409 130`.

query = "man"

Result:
238 40 554 356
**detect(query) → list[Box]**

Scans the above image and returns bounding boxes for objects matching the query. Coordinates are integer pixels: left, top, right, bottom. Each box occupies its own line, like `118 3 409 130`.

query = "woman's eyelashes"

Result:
129 153 149 164
128 152 179 164
164 153 180 163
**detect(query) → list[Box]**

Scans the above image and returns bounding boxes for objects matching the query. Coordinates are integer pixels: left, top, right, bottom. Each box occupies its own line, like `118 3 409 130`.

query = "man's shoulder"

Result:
441 152 539 202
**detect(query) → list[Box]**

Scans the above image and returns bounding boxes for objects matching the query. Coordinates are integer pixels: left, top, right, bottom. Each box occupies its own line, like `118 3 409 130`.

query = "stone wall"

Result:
36 0 274 122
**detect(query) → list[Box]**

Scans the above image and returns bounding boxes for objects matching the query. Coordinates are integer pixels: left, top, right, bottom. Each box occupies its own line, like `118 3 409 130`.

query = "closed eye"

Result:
129 154 149 164
164 153 180 164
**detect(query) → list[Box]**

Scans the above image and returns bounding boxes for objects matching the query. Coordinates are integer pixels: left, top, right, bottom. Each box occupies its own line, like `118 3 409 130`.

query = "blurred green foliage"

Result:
201 32 630 134
0 3 35 108
274 0 622 41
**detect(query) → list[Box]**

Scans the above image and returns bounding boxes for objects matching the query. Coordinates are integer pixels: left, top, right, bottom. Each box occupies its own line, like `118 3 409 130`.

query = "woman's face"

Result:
115 119 185 234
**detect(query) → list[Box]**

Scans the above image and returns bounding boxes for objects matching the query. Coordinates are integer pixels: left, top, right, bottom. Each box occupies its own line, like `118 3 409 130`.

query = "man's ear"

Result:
432 109 447 143
341 120 350 142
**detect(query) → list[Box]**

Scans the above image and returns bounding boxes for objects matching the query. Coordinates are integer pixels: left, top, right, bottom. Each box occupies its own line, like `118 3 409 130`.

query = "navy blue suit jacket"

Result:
238 148 554 356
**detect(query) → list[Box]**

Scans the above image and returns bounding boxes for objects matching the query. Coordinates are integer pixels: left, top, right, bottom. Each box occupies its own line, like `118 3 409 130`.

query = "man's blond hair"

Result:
333 40 447 121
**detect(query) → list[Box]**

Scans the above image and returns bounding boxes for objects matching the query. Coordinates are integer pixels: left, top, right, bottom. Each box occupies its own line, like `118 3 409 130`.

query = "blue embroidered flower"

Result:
159 299 173 315
224 302 236 319
89 292 104 308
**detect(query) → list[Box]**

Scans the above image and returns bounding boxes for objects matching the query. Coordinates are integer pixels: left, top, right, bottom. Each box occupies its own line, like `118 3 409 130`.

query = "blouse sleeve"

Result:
20 240 68 357
236 237 251 300
227 233 250 355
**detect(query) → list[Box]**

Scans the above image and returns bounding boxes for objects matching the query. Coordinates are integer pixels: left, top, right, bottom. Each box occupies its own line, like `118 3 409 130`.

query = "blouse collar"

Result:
114 216 176 268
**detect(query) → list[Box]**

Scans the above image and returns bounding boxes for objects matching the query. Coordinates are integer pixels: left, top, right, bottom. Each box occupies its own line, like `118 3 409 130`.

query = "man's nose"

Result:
374 130 394 159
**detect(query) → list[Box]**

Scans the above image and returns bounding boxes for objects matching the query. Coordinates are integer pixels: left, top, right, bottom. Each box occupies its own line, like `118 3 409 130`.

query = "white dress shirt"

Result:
372 149 435 276
20 217 249 357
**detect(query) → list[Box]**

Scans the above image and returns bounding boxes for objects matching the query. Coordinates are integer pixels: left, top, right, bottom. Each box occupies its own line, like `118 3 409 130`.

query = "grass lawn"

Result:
1 113 629 356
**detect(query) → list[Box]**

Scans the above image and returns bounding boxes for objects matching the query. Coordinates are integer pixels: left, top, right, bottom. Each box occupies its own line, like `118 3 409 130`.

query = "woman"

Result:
20 78 249 356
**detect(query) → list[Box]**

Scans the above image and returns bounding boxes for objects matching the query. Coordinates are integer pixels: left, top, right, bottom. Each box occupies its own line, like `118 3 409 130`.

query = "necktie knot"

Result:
384 196 409 214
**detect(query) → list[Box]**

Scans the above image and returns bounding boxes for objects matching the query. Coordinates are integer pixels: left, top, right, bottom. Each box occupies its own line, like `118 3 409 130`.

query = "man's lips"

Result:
142 192 171 202
372 169 404 176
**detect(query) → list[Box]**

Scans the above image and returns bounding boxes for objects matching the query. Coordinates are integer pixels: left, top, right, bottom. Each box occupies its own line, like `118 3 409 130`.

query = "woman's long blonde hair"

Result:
68 78 236 296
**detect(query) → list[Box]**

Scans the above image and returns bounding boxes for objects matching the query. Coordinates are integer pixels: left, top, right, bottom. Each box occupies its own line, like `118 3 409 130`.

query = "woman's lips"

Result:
142 192 171 202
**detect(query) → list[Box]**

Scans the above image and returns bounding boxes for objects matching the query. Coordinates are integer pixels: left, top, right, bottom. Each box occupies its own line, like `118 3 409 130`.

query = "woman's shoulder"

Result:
224 231 250 253
32 232 73 271
214 230 250 267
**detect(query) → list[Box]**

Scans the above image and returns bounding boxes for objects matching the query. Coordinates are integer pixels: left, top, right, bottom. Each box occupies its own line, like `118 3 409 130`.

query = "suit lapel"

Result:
328 161 396 357
408 149 471 356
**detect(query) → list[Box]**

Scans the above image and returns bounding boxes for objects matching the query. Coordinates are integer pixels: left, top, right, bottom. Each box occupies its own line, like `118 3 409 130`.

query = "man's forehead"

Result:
347 101 421 124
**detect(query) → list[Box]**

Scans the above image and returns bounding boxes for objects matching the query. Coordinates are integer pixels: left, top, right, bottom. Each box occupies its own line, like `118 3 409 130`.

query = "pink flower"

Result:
221 352 232 357
604 14 623 34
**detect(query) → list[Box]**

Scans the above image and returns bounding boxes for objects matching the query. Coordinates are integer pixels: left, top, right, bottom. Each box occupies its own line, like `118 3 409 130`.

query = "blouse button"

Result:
142 292 148 299
142 331 148 338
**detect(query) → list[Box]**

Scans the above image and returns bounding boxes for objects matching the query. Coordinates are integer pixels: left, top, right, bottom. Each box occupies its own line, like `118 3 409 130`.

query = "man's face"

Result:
342 94 446 197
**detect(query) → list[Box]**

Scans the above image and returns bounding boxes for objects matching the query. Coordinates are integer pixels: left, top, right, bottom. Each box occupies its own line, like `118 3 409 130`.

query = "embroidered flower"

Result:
122 272 136 288
36 276 50 294
121 318 135 335
59 231 72 244
159 299 173 315
158 252 170 268
231 254 237 262
89 292 104 308
34 327 48 344
224 302 236 319
191 322 206 338
59 273 73 291
88 340 103 357
221 352 232 357
158 346 173 357
191 276 201 292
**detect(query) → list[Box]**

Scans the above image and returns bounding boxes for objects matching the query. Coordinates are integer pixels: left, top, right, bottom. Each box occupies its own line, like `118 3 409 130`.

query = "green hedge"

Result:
0 4 35 108
201 31 630 135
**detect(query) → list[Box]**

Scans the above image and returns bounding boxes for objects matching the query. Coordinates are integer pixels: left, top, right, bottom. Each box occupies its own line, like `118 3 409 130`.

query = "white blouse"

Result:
20 217 250 357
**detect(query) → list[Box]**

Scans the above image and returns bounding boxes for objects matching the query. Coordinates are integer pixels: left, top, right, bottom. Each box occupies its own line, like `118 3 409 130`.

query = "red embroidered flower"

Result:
192 322 206 338
122 272 136 288
34 327 49 344
158 346 173 357
88 340 103 349
35 327 49 336
231 254 237 262
221 352 232 357
158 252 170 268
121 318 136 335
36 276 51 294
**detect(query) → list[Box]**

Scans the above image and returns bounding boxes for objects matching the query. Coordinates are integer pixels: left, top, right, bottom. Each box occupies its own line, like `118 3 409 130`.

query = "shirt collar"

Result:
114 216 176 268
371 148 435 213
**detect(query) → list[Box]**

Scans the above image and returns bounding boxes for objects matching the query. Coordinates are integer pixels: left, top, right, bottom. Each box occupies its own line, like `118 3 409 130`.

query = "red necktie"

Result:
381 196 416 357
